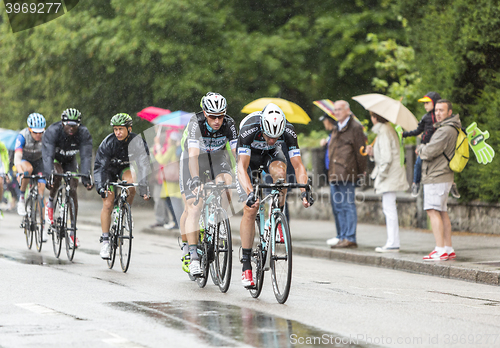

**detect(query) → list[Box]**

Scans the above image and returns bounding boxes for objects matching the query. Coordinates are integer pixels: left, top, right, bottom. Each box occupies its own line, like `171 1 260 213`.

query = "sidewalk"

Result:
76 200 500 286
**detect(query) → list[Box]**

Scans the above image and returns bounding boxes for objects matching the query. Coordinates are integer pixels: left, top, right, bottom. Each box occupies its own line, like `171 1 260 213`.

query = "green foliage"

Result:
297 130 329 149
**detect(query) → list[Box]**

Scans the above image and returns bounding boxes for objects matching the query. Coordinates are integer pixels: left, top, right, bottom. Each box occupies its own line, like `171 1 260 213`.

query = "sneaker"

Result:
375 246 400 253
181 253 190 273
70 235 80 248
448 251 456 259
423 250 449 261
450 183 461 199
46 206 54 225
276 224 284 243
163 221 175 229
100 242 111 259
242 270 255 288
326 237 340 246
189 259 202 276
411 183 420 197
17 199 26 216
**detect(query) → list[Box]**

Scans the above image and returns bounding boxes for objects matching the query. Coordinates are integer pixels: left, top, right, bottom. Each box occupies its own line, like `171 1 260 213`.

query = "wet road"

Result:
1 205 500 348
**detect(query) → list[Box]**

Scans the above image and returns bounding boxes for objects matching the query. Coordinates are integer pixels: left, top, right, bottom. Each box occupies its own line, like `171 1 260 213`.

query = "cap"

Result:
418 96 433 103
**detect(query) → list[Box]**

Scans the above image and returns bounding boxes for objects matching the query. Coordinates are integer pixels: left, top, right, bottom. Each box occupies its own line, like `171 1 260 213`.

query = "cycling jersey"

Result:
181 111 238 153
94 132 150 196
42 121 93 178
237 111 301 159
15 128 42 163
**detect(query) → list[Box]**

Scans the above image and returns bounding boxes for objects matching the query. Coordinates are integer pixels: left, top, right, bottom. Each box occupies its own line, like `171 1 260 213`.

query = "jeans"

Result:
413 156 422 184
329 188 341 239
330 182 357 242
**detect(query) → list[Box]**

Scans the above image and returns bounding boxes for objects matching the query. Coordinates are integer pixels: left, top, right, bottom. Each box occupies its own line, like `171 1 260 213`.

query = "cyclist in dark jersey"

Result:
14 113 46 218
178 92 237 276
237 103 313 288
43 108 93 247
94 113 151 260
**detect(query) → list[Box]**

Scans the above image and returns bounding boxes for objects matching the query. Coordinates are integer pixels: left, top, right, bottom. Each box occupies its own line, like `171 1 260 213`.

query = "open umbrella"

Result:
241 98 311 124
313 98 366 130
0 128 20 150
152 110 192 127
137 106 171 122
352 94 418 131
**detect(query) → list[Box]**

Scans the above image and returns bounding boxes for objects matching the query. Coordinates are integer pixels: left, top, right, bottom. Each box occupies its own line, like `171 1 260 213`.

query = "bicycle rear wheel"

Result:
24 197 33 250
214 208 232 293
34 197 44 252
250 218 265 298
270 211 292 304
107 229 117 269
196 241 209 288
119 203 133 272
51 189 63 258
64 196 77 261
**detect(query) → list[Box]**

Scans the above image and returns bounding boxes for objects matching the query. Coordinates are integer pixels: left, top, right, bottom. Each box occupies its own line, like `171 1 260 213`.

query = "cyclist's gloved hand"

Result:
188 176 201 192
98 187 107 199
301 190 314 207
246 191 257 207
82 175 92 188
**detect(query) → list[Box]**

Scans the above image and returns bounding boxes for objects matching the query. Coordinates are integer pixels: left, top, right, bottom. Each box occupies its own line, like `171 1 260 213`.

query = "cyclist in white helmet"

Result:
178 92 237 276
236 103 313 288
14 113 46 220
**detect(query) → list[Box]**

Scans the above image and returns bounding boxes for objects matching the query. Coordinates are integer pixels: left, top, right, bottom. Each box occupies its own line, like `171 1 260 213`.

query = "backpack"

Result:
443 126 469 173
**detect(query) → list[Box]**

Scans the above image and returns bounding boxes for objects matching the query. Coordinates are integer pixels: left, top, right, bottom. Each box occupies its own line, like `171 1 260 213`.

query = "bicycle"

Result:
103 180 142 273
247 166 313 304
48 172 89 261
191 182 236 293
19 174 45 252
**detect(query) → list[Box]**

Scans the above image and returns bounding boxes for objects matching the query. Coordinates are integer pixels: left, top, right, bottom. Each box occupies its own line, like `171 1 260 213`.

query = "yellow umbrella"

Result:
241 98 311 124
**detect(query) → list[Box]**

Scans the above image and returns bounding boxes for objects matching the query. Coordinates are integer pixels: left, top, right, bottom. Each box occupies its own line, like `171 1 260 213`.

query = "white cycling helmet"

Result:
261 103 286 138
201 92 227 115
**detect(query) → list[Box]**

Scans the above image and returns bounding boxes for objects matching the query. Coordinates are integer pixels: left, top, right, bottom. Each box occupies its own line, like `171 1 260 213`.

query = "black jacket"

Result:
94 132 150 196
403 91 441 144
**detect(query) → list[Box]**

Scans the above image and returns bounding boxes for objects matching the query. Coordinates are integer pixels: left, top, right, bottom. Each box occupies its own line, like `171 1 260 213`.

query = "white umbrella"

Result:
352 93 418 131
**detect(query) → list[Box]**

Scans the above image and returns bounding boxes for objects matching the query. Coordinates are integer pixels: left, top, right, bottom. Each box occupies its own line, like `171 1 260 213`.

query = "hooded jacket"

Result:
417 114 461 184
403 91 441 144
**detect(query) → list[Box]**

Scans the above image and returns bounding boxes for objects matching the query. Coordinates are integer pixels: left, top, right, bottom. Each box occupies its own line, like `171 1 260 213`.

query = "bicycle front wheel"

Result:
214 208 232 293
196 239 209 288
64 196 77 261
119 203 133 272
250 218 265 298
34 197 44 252
270 211 292 304
23 197 33 249
51 189 63 258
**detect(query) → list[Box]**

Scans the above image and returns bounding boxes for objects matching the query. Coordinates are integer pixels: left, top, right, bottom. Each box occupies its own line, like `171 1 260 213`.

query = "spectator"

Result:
366 112 409 252
403 92 460 199
150 128 171 229
417 99 459 261
328 100 367 248
319 113 342 247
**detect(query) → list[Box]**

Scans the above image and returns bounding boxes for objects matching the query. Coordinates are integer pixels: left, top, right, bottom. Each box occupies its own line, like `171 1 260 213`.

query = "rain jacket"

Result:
327 116 367 184
369 123 409 194
42 121 93 179
402 91 441 144
94 132 150 196
417 114 461 184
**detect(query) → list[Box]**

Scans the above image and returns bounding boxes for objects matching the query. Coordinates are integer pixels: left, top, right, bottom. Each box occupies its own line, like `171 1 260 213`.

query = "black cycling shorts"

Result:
179 151 232 200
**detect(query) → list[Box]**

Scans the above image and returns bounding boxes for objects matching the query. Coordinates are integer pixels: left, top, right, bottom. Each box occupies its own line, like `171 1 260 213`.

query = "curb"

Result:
142 227 500 287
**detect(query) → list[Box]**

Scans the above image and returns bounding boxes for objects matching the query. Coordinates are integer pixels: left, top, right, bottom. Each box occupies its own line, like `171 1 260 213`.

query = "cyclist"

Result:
179 92 237 276
94 113 151 260
42 108 94 247
0 140 9 219
236 103 313 288
14 113 46 223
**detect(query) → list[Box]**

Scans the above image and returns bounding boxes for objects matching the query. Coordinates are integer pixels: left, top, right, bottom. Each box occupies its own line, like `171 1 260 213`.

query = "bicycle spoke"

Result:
51 189 63 258
214 208 232 293
270 211 292 304
119 203 133 272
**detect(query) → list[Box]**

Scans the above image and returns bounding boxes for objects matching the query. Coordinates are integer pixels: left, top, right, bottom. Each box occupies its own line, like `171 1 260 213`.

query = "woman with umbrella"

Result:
366 112 409 252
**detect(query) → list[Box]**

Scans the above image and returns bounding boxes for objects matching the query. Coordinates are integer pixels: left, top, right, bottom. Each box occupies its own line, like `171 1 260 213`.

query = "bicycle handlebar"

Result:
52 172 90 178
194 182 238 206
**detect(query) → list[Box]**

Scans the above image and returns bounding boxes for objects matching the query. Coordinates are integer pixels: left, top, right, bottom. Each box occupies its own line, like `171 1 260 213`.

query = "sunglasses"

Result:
206 114 225 120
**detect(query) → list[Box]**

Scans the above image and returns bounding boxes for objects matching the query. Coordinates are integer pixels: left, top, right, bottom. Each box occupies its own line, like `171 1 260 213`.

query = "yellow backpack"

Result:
444 126 469 173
